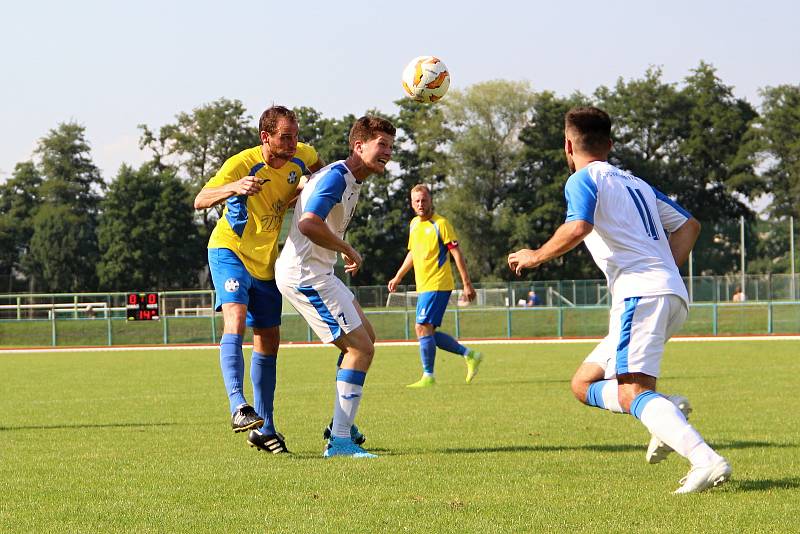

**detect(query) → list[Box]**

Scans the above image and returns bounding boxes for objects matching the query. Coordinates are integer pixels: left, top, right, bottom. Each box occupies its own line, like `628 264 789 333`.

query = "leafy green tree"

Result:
35 122 104 208
438 80 538 281
676 63 759 275
293 106 354 163
753 84 800 219
27 204 98 292
97 163 204 290
0 162 42 278
24 123 103 291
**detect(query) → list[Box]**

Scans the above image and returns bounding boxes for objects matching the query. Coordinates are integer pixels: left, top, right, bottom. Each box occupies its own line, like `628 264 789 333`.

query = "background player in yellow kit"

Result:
388 184 483 387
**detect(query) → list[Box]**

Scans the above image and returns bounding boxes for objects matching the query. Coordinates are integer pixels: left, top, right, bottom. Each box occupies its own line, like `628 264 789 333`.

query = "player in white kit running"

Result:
276 116 395 458
508 107 731 494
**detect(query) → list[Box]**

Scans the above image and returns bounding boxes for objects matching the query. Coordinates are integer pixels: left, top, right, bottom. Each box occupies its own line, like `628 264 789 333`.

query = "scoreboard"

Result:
126 292 160 321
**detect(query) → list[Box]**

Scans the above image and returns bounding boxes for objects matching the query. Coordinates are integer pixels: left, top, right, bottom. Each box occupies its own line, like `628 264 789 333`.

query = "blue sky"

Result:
1 0 797 180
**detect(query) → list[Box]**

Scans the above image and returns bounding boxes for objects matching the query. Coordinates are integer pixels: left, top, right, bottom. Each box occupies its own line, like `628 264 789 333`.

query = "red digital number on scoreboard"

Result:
126 293 160 321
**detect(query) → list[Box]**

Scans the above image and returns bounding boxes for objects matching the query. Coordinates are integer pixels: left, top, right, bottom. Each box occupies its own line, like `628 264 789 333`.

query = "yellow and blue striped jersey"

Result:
408 213 458 292
204 143 318 280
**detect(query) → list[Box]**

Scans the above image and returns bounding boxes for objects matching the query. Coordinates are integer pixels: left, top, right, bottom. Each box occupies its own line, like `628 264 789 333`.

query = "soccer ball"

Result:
401 56 450 103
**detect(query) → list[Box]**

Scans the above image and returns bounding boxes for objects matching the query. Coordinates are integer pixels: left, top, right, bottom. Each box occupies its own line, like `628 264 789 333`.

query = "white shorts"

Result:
276 274 362 344
583 294 687 379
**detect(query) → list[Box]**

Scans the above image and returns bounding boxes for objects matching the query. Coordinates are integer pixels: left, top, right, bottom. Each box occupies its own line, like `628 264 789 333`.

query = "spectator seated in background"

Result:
732 287 746 302
526 290 542 307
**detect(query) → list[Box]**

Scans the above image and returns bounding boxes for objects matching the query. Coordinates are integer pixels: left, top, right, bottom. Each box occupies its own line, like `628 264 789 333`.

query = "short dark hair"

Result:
259 106 296 135
349 116 396 152
565 106 612 154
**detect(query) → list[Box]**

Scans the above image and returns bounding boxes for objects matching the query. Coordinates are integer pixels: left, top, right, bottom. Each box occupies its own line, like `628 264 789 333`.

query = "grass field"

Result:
1 340 799 533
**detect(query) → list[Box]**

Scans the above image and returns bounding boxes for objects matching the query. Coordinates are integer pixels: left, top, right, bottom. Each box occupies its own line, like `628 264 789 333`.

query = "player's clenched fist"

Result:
233 175 262 196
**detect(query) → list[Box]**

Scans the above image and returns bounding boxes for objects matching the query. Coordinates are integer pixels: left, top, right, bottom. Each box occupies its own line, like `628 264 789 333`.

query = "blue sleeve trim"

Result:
305 165 347 220
651 186 691 218
564 168 598 224
225 195 248 237
291 157 308 175
249 162 265 176
432 221 449 268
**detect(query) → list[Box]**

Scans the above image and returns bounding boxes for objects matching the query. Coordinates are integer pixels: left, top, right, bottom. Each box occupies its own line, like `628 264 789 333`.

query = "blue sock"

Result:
434 331 468 356
251 351 277 434
419 335 436 374
630 390 662 419
220 333 246 412
585 380 624 413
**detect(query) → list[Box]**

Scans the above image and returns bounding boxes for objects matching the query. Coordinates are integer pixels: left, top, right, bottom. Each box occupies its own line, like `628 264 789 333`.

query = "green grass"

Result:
1 340 799 533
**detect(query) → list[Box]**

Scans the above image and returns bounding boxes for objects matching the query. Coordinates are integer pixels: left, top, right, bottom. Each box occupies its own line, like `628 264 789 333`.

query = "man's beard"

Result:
566 153 576 173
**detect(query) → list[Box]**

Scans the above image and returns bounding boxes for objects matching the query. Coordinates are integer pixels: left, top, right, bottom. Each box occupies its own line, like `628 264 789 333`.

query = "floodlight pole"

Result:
791 216 796 300
688 250 694 302
740 216 746 298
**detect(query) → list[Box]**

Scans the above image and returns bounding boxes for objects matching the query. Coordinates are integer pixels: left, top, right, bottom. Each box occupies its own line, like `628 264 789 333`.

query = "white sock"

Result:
332 369 366 439
637 394 722 467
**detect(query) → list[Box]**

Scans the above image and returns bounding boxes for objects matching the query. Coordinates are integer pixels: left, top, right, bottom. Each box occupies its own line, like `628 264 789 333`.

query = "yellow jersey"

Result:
204 143 318 280
408 213 458 292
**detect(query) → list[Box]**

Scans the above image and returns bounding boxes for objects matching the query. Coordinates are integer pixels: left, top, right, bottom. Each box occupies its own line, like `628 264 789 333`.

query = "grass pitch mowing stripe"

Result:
0 341 798 533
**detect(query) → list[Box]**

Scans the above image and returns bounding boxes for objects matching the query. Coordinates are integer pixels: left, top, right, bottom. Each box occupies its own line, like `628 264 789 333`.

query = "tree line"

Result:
1 62 798 293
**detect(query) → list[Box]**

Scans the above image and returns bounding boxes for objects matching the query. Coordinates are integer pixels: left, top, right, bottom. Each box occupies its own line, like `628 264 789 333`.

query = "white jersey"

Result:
565 161 691 305
276 161 362 285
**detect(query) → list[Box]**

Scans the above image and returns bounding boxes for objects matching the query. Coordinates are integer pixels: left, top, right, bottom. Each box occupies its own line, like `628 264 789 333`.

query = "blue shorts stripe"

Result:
630 390 661 419
586 381 607 409
297 285 342 340
616 297 640 375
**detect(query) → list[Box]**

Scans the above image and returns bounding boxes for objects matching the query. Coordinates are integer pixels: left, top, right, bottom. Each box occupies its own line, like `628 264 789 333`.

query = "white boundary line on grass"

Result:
2 334 800 354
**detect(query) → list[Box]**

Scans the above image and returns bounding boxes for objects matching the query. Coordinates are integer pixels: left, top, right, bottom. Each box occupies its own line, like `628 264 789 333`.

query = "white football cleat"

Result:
646 395 693 464
674 457 732 494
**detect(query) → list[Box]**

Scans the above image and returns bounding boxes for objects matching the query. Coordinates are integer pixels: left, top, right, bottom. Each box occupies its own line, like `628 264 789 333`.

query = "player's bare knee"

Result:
571 375 590 404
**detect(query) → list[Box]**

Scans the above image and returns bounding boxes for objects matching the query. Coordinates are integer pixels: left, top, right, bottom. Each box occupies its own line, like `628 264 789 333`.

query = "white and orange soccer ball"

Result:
401 56 451 103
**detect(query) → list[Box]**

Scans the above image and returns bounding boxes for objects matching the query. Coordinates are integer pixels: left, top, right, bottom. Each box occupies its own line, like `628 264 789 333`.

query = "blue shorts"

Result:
208 248 281 329
416 291 451 327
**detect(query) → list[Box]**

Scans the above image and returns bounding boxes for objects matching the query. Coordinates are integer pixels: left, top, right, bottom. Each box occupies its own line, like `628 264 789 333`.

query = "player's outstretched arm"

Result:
388 252 414 292
508 220 593 276
297 212 363 275
449 245 476 302
668 217 701 267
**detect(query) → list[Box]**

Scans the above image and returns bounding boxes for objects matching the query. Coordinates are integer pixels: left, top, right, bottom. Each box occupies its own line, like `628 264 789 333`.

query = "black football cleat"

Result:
230 404 264 433
247 429 290 454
